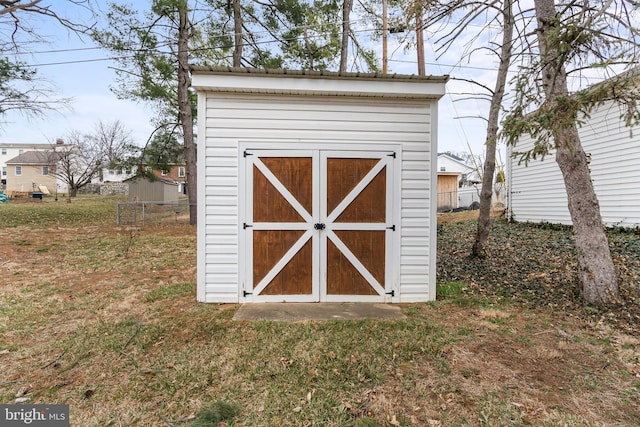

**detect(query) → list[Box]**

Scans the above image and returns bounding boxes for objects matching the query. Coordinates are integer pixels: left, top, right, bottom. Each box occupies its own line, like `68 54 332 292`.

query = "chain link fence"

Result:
117 200 190 226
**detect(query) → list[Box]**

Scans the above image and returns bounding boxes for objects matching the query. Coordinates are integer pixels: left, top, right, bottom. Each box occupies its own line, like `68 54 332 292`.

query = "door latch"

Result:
314 223 326 230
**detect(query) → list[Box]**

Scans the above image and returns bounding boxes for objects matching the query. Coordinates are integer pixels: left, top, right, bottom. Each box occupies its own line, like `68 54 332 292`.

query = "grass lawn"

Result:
1 196 639 426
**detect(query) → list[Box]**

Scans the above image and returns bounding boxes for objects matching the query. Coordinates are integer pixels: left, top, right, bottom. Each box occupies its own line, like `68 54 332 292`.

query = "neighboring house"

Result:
437 152 480 186
0 142 51 187
4 151 61 194
507 99 640 228
4 142 88 196
437 152 481 210
148 164 187 194
100 166 136 183
100 164 186 194
125 175 179 203
192 66 448 304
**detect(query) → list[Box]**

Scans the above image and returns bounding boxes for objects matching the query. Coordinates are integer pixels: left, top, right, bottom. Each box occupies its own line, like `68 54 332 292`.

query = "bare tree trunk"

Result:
534 0 619 304
339 0 352 72
232 0 242 67
472 0 513 257
178 5 197 226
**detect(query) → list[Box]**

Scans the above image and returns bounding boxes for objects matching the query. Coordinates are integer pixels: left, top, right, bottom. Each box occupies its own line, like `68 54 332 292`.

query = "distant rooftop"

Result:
0 143 51 150
6 150 55 165
438 152 466 162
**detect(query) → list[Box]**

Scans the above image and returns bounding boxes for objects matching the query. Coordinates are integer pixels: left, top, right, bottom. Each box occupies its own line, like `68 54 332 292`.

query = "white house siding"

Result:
437 155 470 175
508 100 640 227
194 68 447 303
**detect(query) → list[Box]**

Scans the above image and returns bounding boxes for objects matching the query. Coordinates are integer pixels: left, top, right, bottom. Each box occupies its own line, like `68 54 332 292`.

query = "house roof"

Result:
0 143 51 150
438 153 473 168
191 66 449 99
5 150 54 165
438 152 465 162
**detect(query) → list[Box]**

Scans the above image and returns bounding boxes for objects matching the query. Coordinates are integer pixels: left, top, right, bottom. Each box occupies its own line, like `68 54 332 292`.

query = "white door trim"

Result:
242 149 318 302
319 150 395 302
239 144 400 303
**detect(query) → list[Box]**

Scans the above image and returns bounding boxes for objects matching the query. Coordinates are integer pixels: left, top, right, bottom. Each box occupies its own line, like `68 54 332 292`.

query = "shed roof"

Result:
6 150 54 165
124 175 178 186
191 66 449 82
191 66 449 99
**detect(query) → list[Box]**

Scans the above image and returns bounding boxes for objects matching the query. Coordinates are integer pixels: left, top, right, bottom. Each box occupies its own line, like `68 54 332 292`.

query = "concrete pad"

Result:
233 303 406 322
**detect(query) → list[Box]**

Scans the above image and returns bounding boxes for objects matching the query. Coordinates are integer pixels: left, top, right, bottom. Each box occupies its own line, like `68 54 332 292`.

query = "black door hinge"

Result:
386 225 396 231
385 290 395 297
244 151 253 157
387 152 396 158
243 223 253 229
243 291 253 297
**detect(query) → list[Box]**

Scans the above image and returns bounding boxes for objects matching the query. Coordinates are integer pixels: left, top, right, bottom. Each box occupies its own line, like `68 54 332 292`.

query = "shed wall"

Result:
508 101 640 227
128 180 178 202
198 93 437 303
128 181 159 202
437 173 459 211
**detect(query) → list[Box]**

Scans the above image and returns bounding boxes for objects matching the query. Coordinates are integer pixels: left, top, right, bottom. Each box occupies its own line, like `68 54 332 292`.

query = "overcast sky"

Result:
0 1 497 163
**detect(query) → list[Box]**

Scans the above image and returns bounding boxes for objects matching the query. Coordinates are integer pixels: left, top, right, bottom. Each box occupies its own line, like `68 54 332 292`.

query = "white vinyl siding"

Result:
508 100 640 227
194 71 446 303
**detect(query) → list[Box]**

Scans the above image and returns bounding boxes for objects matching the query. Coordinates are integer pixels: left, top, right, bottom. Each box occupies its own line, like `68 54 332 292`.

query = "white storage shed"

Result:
192 67 448 303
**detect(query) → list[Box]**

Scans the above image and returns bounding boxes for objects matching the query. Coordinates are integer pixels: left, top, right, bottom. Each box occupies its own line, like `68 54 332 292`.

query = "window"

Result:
440 166 446 172
18 149 23 155
42 166 49 176
2 167 6 176
161 169 168 176
1 148 6 155
178 167 185 178
15 166 22 176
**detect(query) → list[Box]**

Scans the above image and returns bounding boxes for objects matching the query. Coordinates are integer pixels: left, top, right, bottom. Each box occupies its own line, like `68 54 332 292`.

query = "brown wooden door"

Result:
244 149 394 302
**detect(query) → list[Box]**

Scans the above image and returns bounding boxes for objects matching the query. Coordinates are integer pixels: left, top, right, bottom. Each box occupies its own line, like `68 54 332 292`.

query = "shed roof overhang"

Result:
191 66 448 100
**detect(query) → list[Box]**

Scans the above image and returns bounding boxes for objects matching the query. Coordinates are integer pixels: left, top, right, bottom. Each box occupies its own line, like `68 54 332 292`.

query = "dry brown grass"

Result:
1 197 639 426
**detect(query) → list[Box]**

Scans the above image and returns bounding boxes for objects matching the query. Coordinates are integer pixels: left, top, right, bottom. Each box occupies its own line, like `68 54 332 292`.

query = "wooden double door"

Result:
243 149 396 302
